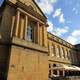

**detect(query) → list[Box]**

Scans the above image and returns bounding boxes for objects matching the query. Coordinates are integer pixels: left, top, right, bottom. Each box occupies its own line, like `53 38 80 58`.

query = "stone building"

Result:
48 32 80 78
0 0 48 80
0 0 80 80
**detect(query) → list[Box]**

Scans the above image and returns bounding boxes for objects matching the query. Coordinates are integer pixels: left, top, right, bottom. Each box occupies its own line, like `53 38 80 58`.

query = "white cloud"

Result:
37 0 58 4
72 30 80 37
38 2 53 14
36 0 58 15
47 21 54 32
49 0 58 4
52 26 69 36
72 7 78 15
67 36 78 45
72 7 76 11
53 8 65 24
67 30 80 44
59 13 65 23
53 8 62 18
47 20 69 37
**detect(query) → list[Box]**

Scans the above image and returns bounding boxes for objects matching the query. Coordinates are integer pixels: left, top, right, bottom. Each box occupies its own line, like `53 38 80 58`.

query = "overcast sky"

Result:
0 0 80 45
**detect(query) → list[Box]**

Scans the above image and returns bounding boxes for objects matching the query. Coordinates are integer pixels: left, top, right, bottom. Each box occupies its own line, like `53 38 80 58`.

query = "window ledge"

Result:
12 37 48 53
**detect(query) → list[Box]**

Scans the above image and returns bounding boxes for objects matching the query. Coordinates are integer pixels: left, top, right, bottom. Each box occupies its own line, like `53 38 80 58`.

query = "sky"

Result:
0 0 80 45
36 0 80 45
0 0 4 7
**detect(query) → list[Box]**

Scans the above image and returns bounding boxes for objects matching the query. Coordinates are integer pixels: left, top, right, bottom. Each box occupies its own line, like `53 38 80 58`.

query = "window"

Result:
27 24 33 41
53 70 57 75
59 70 63 76
49 64 51 68
49 70 51 75
56 46 61 58
61 47 65 58
51 44 55 56
53 64 56 67
25 19 40 44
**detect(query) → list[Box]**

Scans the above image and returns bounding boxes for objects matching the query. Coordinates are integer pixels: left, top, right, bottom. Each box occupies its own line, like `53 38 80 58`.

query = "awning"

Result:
53 64 80 71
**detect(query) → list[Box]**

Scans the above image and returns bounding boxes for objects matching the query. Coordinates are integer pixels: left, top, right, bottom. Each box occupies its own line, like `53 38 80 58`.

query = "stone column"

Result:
37 22 40 44
39 25 43 46
65 49 68 60
60 46 63 58
20 16 24 39
55 45 58 57
42 25 47 47
15 10 20 37
24 15 28 40
63 70 65 76
11 16 15 37
57 70 59 76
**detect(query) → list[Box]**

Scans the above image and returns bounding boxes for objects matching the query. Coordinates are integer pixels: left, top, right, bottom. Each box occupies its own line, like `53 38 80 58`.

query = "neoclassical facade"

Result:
0 0 48 80
0 0 80 80
48 32 79 77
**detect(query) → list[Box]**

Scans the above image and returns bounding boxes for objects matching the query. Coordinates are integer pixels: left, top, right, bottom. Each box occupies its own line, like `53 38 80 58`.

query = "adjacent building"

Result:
48 32 79 77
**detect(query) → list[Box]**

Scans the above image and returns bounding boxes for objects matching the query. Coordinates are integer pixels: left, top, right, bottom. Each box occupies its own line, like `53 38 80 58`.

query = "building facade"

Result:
0 0 48 80
0 0 80 80
48 33 79 78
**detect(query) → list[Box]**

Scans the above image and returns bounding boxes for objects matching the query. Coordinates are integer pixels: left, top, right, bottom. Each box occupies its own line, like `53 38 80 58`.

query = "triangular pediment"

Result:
8 0 47 21
19 0 47 19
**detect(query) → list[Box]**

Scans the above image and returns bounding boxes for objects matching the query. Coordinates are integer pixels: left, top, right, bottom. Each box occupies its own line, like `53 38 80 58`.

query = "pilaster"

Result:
37 22 40 44
42 25 47 47
20 16 24 39
15 10 20 37
24 15 28 40
11 16 15 37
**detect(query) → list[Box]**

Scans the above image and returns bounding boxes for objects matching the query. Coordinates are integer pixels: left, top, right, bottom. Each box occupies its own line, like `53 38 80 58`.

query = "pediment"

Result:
8 0 47 21
19 0 46 19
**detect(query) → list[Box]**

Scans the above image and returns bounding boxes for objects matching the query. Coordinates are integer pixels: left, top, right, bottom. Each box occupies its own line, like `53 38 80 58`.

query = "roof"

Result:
48 32 75 49
75 44 80 50
32 0 47 19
